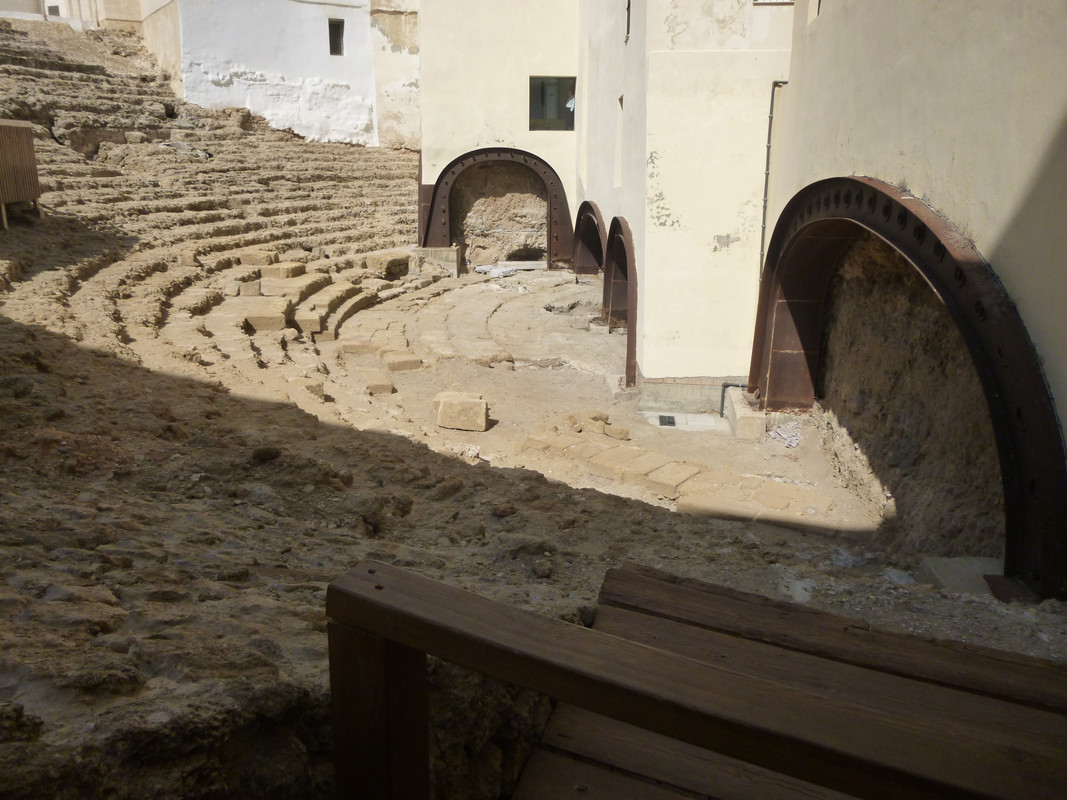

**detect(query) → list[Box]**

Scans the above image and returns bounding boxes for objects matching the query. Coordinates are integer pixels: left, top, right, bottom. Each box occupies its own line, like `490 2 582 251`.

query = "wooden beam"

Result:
328 622 429 799
599 564 1067 713
327 561 1067 800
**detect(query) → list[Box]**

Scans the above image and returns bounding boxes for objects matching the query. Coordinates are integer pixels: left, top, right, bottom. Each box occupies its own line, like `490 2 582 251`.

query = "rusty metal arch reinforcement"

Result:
748 176 1067 599
573 200 607 275
419 147 574 268
603 216 638 388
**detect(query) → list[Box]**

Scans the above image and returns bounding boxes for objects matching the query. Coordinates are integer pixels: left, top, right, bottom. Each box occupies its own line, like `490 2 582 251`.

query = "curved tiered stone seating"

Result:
0 18 424 407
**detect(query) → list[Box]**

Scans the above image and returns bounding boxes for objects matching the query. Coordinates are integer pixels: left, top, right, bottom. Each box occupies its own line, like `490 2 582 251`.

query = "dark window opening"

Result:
530 76 576 131
329 19 345 56
47 5 59 15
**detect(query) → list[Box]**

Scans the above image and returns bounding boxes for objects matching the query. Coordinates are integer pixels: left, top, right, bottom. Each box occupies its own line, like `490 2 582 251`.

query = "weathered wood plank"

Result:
593 605 1067 754
327 621 429 799
540 704 858 800
599 564 1067 713
326 561 1067 800
513 749 691 800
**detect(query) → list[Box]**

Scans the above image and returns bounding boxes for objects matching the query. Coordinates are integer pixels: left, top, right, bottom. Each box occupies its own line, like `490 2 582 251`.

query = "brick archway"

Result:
749 177 1067 599
573 200 607 275
604 216 638 388
419 148 574 268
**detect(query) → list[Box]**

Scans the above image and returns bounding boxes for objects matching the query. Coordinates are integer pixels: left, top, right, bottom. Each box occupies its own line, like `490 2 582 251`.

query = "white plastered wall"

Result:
370 0 419 148
767 0 1067 441
178 0 380 144
419 0 578 211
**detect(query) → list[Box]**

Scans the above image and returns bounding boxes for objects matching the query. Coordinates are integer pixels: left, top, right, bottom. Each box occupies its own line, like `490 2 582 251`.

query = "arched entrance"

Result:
572 200 607 275
603 216 638 388
749 177 1067 599
419 148 574 268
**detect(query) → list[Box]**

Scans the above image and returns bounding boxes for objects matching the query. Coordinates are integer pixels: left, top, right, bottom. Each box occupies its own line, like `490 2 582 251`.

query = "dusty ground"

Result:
0 18 1065 800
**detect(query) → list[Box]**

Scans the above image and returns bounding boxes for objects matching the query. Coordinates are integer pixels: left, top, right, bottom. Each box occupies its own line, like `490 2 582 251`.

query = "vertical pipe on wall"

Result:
759 80 788 271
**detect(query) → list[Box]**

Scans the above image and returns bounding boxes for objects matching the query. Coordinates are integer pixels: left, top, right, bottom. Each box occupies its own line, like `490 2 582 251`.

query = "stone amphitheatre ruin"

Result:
0 19 1065 800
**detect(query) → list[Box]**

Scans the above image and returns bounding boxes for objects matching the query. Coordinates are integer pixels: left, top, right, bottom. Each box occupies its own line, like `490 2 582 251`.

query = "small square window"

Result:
530 76 576 132
329 19 345 56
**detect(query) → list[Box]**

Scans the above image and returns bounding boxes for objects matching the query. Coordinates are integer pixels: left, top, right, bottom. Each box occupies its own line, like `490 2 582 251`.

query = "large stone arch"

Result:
572 200 607 275
749 177 1067 599
603 216 638 388
419 148 574 268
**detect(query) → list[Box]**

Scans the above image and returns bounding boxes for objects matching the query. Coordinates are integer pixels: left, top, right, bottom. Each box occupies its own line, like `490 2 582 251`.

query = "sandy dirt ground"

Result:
0 18 1065 800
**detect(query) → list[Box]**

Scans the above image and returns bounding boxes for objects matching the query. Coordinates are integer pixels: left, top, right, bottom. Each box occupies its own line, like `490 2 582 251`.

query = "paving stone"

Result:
752 482 797 510
588 445 645 480
679 469 739 494
676 494 758 519
381 351 422 371
563 440 617 461
643 462 704 497
433 391 488 431
620 451 675 483
520 429 585 455
239 280 261 297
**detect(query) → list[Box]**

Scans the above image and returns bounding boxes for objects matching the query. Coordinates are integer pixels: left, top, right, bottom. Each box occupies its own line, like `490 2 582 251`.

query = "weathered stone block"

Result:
261 261 306 279
341 338 378 355
434 391 488 432
365 373 395 396
239 298 292 332
364 247 412 280
382 351 422 372
238 249 278 266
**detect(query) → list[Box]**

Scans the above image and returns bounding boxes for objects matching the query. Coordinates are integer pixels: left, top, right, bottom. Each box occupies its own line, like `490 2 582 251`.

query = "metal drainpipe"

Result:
759 80 788 271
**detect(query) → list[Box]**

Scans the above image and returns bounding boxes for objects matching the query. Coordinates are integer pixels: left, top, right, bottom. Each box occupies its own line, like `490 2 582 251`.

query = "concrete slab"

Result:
725 386 765 440
916 557 1003 596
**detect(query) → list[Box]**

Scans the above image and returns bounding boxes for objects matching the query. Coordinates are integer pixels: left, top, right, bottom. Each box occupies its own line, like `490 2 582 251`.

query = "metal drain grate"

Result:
658 415 676 427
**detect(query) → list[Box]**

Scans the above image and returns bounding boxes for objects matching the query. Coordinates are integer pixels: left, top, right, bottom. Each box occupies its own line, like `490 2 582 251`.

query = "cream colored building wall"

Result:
576 0 648 231
141 0 182 96
0 0 43 17
579 0 792 380
370 0 419 149
419 0 578 209
98 0 140 26
767 0 1067 439
177 0 381 144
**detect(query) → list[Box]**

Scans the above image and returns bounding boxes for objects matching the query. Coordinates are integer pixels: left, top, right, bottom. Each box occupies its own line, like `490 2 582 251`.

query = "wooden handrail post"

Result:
328 621 429 799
